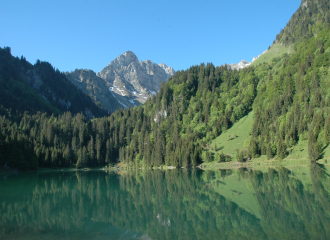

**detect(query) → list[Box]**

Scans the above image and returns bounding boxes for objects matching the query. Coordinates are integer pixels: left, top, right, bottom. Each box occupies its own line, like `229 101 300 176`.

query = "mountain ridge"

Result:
1 0 330 171
66 51 175 113
0 47 107 119
97 51 175 101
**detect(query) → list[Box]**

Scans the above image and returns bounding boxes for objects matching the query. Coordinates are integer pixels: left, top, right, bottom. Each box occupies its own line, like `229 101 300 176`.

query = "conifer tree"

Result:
277 138 287 160
324 115 330 145
105 139 111 165
266 143 273 160
308 128 321 162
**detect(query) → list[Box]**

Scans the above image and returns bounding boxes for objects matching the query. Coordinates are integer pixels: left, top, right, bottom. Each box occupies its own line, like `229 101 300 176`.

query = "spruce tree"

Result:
308 128 320 162
324 115 330 145
277 138 287 160
266 143 273 160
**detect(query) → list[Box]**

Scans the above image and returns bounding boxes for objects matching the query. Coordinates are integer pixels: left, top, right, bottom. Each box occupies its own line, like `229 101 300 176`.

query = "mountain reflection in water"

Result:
0 164 329 240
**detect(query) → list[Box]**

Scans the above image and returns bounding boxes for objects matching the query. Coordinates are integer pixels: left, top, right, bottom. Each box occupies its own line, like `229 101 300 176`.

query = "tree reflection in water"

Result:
0 165 329 240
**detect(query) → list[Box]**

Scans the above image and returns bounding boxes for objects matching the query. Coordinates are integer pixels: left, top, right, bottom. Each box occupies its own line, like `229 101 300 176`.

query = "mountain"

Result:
106 0 330 166
66 51 175 113
1 0 330 170
0 47 107 119
208 0 330 163
97 51 174 102
226 49 268 70
65 69 130 113
275 0 330 46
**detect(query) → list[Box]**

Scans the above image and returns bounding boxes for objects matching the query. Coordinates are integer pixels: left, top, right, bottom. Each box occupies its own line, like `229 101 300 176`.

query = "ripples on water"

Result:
0 164 329 240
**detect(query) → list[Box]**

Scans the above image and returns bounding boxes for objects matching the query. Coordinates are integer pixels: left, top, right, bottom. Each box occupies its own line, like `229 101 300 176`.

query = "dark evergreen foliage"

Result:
0 47 107 118
1 1 330 168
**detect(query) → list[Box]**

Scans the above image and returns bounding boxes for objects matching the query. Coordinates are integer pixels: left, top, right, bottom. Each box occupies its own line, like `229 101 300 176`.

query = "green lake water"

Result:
0 165 330 240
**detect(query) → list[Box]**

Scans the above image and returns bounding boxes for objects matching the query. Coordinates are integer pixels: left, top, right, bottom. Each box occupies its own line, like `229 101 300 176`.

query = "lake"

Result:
0 164 329 239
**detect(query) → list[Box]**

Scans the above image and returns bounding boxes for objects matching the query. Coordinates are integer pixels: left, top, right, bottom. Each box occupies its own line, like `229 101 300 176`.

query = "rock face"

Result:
227 60 252 70
65 51 175 113
226 49 268 70
65 69 130 113
97 51 175 102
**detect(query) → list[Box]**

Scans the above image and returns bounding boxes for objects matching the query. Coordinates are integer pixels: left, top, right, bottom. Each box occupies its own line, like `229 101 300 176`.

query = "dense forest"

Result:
0 47 108 118
276 0 330 45
1 0 330 170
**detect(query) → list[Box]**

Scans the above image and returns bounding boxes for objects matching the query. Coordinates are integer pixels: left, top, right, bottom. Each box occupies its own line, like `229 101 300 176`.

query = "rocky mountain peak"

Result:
97 51 175 103
107 51 138 68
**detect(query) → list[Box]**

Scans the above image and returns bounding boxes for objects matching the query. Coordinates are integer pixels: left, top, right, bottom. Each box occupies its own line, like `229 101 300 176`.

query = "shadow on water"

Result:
0 165 329 239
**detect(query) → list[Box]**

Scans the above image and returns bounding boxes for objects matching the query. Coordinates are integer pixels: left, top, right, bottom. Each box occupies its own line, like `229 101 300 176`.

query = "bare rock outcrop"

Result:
97 51 175 102
225 49 268 70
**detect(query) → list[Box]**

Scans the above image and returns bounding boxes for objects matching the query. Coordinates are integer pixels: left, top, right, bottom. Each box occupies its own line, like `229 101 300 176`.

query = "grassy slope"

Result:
284 140 309 161
204 109 330 168
282 136 330 164
250 43 293 67
202 43 300 166
209 111 254 157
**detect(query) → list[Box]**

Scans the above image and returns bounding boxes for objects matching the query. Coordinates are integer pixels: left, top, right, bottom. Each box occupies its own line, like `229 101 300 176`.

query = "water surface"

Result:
0 165 329 239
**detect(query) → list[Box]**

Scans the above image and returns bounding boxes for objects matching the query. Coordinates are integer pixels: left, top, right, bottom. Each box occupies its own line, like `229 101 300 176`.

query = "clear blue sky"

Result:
1 0 301 73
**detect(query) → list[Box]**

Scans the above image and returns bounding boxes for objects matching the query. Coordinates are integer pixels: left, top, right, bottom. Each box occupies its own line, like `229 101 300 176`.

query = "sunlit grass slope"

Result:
206 111 327 165
250 43 294 67
209 111 254 158
284 140 309 162
284 137 330 163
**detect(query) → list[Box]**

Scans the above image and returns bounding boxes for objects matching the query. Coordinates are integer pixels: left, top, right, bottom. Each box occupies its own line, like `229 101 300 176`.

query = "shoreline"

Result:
1 158 329 174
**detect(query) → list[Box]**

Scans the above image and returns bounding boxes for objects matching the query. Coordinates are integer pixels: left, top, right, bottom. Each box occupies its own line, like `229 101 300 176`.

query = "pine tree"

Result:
88 136 94 165
308 128 321 162
119 120 125 145
95 134 102 165
63 144 72 166
277 138 287 160
154 128 165 166
266 143 273 160
249 138 259 158
324 115 330 145
82 146 88 166
105 139 111 165
76 148 81 168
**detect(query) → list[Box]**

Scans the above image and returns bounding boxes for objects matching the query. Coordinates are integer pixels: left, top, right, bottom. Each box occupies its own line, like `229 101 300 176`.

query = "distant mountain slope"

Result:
0 47 107 118
65 69 135 113
66 51 175 113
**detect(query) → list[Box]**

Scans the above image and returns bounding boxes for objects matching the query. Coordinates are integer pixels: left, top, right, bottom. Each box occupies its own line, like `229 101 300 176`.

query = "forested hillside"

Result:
0 47 107 118
1 0 330 170
275 0 330 45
